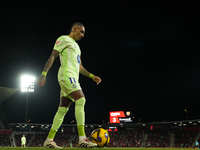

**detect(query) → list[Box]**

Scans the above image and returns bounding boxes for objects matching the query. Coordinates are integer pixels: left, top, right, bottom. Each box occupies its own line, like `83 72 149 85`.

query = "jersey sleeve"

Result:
53 36 68 53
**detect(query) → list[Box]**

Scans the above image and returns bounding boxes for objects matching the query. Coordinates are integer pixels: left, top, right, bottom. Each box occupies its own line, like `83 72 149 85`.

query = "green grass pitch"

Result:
0 148 186 150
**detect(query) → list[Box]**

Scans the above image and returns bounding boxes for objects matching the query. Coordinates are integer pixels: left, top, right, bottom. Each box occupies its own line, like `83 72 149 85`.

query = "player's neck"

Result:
68 34 76 41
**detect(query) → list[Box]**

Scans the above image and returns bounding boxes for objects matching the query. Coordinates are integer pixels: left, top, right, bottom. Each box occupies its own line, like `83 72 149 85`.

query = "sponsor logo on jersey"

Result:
77 55 80 63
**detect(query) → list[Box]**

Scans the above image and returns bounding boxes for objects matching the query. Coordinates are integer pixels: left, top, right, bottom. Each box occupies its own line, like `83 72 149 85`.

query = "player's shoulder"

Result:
57 35 69 41
57 35 75 43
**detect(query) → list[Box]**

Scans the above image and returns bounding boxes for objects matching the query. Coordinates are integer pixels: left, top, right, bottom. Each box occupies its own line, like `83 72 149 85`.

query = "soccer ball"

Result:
91 128 110 147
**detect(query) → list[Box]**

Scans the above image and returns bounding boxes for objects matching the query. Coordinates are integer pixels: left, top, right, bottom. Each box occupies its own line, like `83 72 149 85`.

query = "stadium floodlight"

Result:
21 75 35 92
21 75 35 123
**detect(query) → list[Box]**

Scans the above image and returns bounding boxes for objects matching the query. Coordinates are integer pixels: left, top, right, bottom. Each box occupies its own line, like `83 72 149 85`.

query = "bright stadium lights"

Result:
21 75 35 92
21 74 35 123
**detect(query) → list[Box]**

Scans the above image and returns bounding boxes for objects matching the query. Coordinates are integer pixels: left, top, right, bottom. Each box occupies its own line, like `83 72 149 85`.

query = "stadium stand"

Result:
30 132 47 147
0 134 12 147
145 130 170 147
15 133 33 147
1 124 200 147
174 130 197 148
29 132 79 147
1 118 200 147
108 129 142 147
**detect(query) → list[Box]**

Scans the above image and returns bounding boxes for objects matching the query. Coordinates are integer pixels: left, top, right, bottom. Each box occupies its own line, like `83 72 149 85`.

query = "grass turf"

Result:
0 148 186 150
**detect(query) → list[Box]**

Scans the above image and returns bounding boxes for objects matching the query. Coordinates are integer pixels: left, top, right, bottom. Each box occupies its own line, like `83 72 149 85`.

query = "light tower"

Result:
21 75 35 123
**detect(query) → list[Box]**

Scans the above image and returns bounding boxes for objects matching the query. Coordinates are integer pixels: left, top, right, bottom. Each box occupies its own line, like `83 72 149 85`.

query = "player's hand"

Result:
92 76 101 85
37 75 46 88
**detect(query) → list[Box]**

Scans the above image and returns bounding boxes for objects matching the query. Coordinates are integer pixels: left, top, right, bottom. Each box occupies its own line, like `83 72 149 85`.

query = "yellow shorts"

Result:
59 77 82 101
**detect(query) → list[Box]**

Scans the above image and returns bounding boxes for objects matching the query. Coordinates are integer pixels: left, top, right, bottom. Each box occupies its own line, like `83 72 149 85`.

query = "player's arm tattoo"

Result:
80 64 91 78
43 50 59 72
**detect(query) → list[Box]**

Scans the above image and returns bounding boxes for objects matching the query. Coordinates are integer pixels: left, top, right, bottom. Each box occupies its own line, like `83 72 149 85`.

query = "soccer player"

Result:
21 135 26 147
196 141 199 149
70 143 72 148
37 22 101 148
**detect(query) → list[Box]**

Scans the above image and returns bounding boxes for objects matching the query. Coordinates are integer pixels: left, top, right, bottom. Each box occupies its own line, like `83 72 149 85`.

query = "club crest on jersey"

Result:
55 41 60 45
72 84 77 88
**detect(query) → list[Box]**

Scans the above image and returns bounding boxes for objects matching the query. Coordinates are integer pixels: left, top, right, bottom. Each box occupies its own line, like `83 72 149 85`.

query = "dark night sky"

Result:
1 1 200 124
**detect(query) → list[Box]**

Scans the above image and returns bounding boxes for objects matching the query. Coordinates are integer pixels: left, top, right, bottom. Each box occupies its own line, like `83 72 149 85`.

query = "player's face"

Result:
74 26 85 41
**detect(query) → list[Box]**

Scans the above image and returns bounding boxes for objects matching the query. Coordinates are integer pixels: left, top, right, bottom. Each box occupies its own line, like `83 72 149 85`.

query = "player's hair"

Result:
70 22 84 32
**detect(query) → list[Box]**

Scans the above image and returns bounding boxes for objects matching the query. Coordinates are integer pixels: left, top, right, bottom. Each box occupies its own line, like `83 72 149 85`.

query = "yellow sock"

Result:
75 97 86 137
78 125 85 136
47 129 57 139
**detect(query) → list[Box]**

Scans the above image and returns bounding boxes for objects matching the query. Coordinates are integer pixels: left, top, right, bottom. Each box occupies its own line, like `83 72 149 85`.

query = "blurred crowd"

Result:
0 129 198 148
146 131 170 147
174 130 197 148
0 134 11 147
108 130 142 147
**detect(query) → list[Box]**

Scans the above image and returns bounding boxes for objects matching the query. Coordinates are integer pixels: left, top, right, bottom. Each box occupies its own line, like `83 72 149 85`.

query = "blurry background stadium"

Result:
0 86 200 148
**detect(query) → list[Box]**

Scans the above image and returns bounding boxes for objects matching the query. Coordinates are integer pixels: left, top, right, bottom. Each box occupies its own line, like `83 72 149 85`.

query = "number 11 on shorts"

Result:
69 77 76 84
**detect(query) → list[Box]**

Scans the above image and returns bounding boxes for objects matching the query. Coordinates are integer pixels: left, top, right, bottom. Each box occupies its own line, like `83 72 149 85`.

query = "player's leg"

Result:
70 90 85 137
44 96 72 148
47 97 72 139
44 78 75 148
69 90 97 148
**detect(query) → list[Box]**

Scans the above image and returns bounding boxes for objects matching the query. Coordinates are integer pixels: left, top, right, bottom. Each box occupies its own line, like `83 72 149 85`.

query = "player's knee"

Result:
75 97 86 107
70 90 85 100
57 107 68 115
